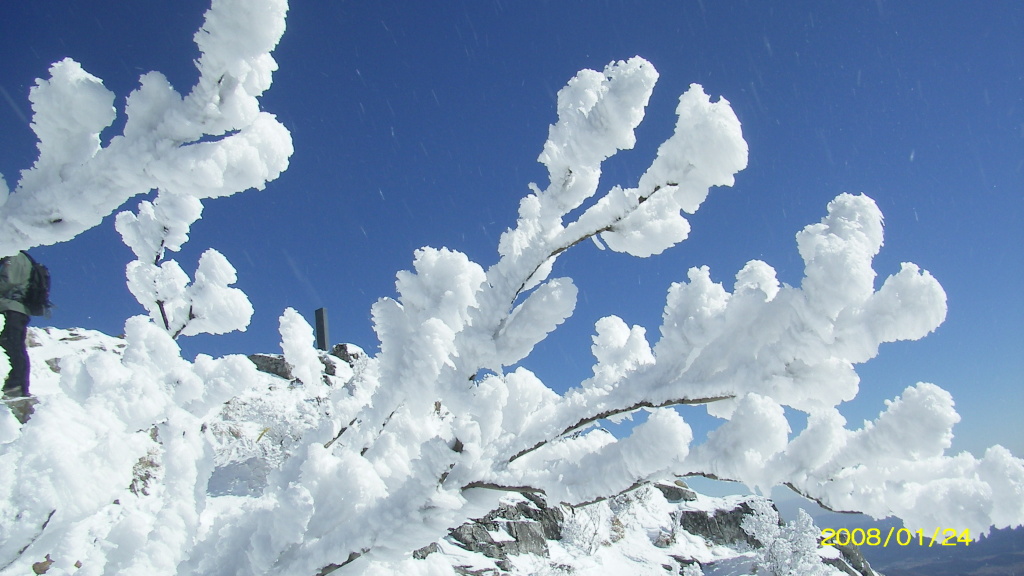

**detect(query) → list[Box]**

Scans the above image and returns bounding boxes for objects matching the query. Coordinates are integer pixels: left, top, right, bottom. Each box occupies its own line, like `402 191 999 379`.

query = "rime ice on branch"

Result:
0 0 291 337
2 0 1022 572
193 56 1021 576
0 0 291 258
1 0 292 574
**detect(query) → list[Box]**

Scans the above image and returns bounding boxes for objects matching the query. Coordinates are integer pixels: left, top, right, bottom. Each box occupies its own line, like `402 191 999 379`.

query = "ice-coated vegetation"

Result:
0 1 1020 575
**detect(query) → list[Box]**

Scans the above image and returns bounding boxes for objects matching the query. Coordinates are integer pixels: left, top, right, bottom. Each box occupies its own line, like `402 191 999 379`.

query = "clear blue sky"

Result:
1 1 1021 458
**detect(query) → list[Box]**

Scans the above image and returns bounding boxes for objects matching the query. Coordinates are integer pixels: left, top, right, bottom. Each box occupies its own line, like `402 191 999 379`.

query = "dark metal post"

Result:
315 307 329 351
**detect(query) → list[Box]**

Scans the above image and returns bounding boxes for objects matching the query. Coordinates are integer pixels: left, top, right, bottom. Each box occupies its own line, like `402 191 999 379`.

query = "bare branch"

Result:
323 417 358 450
509 393 734 463
510 181 679 306
0 509 56 572
156 300 171 333
315 550 366 576
571 480 646 508
783 482 864 515
171 305 195 340
360 406 402 456
510 223 614 306
461 481 546 495
668 474 865 515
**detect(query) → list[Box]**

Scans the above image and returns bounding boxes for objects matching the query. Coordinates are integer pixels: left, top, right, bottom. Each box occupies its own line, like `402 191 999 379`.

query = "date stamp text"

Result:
821 527 972 547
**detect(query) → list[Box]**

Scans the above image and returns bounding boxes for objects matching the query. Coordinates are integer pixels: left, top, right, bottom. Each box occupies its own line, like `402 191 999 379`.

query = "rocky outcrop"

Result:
420 492 563 572
677 500 761 548
247 353 294 380
248 343 363 381
419 482 882 576
654 481 697 503
329 343 363 366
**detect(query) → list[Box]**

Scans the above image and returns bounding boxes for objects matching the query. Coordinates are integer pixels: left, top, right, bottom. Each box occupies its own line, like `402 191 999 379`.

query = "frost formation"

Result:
0 1 1021 575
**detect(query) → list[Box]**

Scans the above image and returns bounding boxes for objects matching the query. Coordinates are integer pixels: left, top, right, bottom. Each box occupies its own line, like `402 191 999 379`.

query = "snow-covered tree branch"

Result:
188 56 1021 575
1 0 292 573
117 194 254 338
0 0 290 338
0 0 292 257
0 1 1021 575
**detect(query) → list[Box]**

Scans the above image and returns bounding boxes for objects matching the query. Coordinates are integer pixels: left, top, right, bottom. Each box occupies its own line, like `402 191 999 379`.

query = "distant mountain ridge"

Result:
780 500 1024 576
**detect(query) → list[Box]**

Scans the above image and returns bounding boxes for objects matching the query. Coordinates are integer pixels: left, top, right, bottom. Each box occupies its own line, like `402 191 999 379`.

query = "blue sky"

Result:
1 1 1020 459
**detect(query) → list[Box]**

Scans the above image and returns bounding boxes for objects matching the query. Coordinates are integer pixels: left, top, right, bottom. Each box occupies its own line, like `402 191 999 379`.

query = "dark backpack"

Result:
21 252 52 317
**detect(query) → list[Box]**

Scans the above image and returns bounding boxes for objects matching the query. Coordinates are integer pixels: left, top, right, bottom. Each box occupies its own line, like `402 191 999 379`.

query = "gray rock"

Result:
330 343 363 365
249 346 361 383
499 521 548 558
670 555 703 572
511 493 564 541
412 542 440 560
411 482 882 576
677 500 763 547
453 568 507 576
450 523 508 560
447 494 564 562
655 481 697 503
248 353 293 380
318 353 341 377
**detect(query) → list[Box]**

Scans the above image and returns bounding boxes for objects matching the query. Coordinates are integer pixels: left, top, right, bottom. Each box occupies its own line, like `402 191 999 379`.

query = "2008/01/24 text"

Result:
821 527 972 547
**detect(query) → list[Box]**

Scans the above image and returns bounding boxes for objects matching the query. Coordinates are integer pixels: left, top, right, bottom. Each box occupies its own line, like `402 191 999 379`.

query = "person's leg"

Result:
1 311 33 423
1 311 30 397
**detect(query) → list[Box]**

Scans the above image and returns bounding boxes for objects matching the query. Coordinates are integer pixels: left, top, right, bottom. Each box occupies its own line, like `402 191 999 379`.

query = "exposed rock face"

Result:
423 492 564 572
329 343 363 366
677 500 761 548
654 481 697 503
247 353 294 380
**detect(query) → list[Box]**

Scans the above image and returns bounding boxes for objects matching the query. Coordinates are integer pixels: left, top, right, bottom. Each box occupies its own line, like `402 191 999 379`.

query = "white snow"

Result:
0 0 1020 573
279 307 326 393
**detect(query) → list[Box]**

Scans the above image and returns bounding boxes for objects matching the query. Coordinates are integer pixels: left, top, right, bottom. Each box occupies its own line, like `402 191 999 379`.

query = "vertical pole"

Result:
315 307 329 351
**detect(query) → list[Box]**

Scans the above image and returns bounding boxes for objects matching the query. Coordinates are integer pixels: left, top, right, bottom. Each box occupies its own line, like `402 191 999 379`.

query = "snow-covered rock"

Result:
416 482 882 576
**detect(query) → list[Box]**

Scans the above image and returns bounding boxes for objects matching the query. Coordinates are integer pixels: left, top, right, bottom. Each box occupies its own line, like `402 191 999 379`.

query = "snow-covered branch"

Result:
183 55 1020 575
507 392 736 463
1 2 1021 574
0 0 291 258
1 0 292 573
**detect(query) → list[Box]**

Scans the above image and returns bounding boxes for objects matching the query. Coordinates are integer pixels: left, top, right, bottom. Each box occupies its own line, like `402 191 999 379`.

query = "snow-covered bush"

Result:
741 499 841 576
0 0 1021 575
